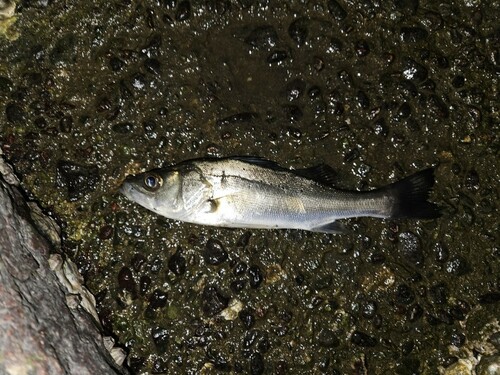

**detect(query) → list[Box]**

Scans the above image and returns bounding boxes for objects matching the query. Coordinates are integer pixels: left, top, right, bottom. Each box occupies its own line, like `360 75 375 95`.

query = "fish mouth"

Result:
118 181 133 197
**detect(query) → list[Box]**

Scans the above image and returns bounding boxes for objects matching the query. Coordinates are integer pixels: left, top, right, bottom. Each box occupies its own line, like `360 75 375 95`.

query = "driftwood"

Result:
0 156 128 375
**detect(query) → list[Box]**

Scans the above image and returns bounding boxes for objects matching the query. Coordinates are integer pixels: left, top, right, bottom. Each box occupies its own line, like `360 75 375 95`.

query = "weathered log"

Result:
0 156 128 375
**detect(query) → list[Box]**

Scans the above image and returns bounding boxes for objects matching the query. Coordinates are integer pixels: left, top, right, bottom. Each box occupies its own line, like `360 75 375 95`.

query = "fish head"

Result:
119 168 185 216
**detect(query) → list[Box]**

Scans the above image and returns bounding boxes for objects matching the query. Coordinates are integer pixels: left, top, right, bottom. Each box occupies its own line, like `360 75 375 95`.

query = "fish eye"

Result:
143 173 162 191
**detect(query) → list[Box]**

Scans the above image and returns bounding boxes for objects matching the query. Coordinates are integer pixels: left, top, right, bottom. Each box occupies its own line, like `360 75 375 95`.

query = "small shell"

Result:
65 294 82 309
110 347 127 366
220 299 243 321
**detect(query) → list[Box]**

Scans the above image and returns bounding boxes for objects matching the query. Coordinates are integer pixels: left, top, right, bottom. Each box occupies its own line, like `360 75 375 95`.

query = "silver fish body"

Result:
120 157 440 233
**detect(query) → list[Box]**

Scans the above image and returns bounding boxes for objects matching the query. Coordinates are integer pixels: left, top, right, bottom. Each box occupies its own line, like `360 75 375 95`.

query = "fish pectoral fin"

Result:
310 221 349 234
200 199 219 213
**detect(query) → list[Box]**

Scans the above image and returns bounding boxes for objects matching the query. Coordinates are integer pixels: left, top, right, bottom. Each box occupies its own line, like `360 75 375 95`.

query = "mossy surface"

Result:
0 1 498 373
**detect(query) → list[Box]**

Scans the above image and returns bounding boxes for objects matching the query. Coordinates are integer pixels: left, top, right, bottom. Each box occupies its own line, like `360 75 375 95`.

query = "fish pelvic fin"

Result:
384 168 441 219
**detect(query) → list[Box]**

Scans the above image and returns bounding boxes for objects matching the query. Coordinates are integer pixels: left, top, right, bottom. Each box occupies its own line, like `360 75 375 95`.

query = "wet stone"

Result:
395 284 414 305
344 148 360 162
148 289 168 309
356 90 370 109
131 73 147 90
351 331 377 347
394 0 419 14
128 356 146 373
206 348 230 371
400 27 428 43
168 247 186 275
429 283 448 305
308 86 321 99
327 0 347 21
449 303 468 321
327 38 343 53
452 75 465 88
117 266 136 294
283 105 303 122
59 115 73 133
112 122 134 134
233 261 247 276
398 79 418 97
109 56 124 71
361 300 377 319
317 328 340 348
276 361 288 374
478 292 500 304
248 265 264 288
50 33 77 65
312 56 325 71
230 279 246 293
143 120 158 139
236 231 252 247
56 160 99 201
151 326 169 354
397 358 420 374
245 25 278 49
373 118 388 136
250 352 265 375
397 102 412 118
427 94 449 118
202 285 229 316
398 232 424 267
98 224 113 240
445 256 470 276
420 79 436 93
142 33 162 55
175 0 191 21
402 58 428 82
239 309 255 329
408 304 423 322
267 50 288 64
288 18 308 46
204 238 228 265
5 102 26 123
152 358 168 373
144 58 161 75
131 253 146 272
355 40 370 57
257 335 270 353
464 169 480 191
149 257 163 273
34 117 48 129
217 112 259 126
0 76 13 93
285 79 306 101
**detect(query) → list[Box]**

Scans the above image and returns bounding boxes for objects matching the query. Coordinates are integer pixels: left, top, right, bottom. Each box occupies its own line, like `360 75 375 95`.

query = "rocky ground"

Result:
0 0 499 374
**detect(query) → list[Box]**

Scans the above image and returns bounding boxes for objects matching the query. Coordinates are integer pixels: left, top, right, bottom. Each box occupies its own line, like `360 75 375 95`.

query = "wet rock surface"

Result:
0 0 499 374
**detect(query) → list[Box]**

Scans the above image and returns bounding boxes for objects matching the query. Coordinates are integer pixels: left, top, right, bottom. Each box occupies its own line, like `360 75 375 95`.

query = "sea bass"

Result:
119 157 440 233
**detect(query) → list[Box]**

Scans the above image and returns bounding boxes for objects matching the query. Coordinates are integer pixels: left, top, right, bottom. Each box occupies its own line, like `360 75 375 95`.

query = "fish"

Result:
119 156 440 234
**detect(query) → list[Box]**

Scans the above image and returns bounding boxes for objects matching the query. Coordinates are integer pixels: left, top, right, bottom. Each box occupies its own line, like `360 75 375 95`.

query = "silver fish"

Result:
119 157 440 233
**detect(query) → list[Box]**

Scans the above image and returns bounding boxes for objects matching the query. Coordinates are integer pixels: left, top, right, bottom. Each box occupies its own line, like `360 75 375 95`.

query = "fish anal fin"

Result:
311 221 348 234
294 164 338 186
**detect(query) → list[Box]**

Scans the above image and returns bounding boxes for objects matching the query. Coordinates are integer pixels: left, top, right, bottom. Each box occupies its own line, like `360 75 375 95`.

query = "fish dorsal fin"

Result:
229 156 288 172
230 156 338 186
294 164 338 186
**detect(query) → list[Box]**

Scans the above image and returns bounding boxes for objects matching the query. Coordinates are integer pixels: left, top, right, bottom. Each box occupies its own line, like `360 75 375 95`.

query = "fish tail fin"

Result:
383 168 441 219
